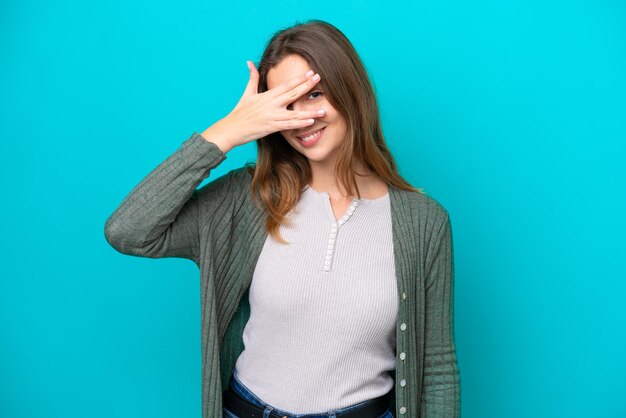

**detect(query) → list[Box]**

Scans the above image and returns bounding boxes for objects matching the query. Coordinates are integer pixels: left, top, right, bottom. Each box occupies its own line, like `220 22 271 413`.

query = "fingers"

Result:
274 108 326 131
274 117 317 131
289 108 326 120
270 70 320 100
277 73 321 107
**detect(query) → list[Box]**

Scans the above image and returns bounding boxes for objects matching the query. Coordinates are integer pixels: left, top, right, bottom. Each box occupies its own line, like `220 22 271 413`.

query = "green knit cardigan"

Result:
104 132 461 417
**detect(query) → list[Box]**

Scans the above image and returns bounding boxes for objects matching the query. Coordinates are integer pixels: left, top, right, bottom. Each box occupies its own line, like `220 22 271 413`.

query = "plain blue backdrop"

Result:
1 1 625 417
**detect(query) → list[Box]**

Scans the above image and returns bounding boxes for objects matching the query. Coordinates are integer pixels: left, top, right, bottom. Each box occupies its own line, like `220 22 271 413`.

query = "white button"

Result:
400 323 406 331
323 266 330 271
402 292 407 300
400 406 406 414
328 244 334 249
329 239 335 244
324 260 330 265
400 352 406 360
327 249 333 255
338 219 345 225
348 208 354 214
400 379 406 387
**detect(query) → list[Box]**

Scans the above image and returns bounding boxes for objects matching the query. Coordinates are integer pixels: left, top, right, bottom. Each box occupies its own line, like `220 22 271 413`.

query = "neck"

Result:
307 159 385 202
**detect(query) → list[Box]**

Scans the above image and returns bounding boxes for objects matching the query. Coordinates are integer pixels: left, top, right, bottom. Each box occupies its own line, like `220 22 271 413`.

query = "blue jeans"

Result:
223 367 394 418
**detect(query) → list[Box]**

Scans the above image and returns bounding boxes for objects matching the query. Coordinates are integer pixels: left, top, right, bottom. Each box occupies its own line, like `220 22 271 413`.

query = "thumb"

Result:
243 60 260 97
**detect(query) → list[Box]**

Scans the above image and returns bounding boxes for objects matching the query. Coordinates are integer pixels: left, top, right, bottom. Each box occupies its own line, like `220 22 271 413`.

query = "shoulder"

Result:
391 186 450 226
392 188 453 269
221 164 260 211
225 164 255 198
193 164 254 210
229 164 255 184
202 164 254 193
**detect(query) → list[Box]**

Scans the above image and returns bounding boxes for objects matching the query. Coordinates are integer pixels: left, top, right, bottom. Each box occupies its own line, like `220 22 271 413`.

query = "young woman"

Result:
105 19 460 418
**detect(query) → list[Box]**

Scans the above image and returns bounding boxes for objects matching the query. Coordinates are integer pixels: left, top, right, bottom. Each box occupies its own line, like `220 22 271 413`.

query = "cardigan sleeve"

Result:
104 132 231 265
421 211 461 417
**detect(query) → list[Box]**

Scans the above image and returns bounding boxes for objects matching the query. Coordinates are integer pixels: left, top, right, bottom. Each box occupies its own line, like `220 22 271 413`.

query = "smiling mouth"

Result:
297 127 326 143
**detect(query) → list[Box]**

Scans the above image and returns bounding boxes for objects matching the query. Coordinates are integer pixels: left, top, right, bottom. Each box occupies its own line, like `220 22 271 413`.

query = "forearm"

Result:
104 132 227 260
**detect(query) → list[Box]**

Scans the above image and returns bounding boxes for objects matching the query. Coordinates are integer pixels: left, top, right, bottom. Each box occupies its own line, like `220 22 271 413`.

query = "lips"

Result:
297 127 325 140
296 126 326 148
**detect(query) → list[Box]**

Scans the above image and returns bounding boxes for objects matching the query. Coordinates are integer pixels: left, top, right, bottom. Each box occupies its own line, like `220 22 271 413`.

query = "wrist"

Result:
201 120 237 154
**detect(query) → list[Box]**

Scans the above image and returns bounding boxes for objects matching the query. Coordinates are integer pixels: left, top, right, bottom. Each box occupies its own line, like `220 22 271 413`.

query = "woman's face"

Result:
266 54 347 169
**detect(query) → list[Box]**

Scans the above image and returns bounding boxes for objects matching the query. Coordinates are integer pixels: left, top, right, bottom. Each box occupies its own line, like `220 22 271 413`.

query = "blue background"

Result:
1 1 625 417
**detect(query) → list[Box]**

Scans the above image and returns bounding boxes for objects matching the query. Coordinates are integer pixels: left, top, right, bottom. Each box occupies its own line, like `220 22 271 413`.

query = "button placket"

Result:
398 288 408 414
398 319 408 414
322 198 359 272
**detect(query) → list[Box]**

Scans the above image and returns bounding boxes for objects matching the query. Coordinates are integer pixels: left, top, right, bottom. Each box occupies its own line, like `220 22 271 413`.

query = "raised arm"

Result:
104 61 332 265
103 132 231 265
421 212 461 417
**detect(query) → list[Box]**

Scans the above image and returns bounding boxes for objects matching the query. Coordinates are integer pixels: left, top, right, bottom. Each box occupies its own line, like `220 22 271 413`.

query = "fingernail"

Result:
317 109 325 115
305 70 314 77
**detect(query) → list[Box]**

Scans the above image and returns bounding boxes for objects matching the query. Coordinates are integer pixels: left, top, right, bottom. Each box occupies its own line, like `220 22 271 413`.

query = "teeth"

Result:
300 128 323 142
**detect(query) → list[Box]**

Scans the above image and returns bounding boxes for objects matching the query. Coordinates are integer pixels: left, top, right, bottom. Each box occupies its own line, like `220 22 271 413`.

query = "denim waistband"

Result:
227 367 391 418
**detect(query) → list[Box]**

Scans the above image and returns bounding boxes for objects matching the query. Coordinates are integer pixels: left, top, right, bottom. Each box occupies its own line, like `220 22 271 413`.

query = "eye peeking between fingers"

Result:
287 90 324 110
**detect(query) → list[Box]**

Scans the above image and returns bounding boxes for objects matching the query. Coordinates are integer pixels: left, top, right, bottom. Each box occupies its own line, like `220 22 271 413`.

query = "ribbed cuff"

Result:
181 132 228 168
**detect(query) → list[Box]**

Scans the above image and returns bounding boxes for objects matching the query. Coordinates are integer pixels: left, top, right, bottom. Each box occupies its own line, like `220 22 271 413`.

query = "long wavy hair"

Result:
246 19 424 243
